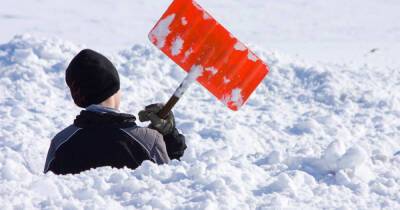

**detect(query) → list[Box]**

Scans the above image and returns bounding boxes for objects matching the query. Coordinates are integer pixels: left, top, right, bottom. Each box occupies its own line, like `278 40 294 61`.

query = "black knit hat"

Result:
66 49 120 108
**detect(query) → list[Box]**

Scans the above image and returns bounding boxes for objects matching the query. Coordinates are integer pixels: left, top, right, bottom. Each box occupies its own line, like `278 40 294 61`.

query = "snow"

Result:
1 0 400 209
1 33 400 209
230 88 244 108
234 42 247 51
223 77 231 84
221 88 244 109
171 36 184 56
1 0 399 66
248 52 258 62
183 48 193 62
205 67 218 75
181 17 188 26
149 14 175 49
173 65 204 98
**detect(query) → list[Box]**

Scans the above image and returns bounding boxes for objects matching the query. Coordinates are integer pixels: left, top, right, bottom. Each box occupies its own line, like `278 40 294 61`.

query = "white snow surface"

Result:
1 34 400 209
1 0 400 209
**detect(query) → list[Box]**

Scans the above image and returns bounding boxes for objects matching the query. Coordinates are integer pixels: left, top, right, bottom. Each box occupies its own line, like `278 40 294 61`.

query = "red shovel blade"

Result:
149 0 269 111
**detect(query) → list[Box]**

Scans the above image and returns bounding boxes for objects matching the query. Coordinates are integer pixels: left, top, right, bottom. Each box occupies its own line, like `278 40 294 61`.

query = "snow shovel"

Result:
149 0 270 118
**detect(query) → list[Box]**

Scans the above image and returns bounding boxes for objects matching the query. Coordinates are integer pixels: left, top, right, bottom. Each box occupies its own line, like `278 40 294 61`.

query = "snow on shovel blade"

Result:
149 0 269 111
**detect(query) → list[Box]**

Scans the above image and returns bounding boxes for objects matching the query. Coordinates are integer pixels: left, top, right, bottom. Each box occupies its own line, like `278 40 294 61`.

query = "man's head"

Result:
66 49 120 108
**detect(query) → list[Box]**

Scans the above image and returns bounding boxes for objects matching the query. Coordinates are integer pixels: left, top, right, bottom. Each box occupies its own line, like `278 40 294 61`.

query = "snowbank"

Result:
0 35 399 209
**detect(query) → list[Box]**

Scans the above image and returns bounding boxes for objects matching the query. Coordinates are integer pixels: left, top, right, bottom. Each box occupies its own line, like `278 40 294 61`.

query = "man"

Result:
44 49 186 175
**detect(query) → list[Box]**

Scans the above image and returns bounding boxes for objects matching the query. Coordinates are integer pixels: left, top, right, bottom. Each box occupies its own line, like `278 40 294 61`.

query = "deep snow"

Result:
1 0 400 209
0 34 399 209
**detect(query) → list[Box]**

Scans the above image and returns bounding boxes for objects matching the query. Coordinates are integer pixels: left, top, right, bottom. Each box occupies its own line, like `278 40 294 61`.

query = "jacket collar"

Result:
74 108 137 129
86 104 120 114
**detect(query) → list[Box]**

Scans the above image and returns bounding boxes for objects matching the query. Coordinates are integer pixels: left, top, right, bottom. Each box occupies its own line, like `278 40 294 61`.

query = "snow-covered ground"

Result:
1 0 400 209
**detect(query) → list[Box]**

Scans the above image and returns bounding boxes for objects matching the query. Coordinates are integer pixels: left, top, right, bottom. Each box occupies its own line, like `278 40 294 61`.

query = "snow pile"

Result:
0 35 400 209
286 140 373 189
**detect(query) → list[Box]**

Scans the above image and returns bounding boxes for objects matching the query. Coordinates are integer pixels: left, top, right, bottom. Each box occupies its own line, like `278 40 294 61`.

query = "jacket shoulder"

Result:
44 125 81 173
120 127 170 164
120 127 159 149
52 125 82 148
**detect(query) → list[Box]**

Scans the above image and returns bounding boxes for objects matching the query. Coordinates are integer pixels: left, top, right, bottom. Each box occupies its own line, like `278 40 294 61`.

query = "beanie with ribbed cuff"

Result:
66 49 120 108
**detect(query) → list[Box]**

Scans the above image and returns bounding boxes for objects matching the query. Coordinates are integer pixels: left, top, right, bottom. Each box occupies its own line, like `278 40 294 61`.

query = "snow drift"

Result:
0 35 399 209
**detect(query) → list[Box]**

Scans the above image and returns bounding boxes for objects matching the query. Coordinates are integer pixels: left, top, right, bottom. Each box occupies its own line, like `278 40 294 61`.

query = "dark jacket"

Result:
44 109 186 175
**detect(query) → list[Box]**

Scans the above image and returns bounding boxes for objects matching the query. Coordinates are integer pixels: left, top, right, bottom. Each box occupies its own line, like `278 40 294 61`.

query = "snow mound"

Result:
0 35 400 209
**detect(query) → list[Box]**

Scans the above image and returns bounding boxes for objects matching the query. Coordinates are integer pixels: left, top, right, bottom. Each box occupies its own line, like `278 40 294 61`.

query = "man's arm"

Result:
138 103 187 160
163 128 186 160
122 126 171 164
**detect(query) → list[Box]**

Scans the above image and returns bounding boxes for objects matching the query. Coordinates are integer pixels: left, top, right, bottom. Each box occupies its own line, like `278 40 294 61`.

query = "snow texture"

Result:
205 67 218 75
2 33 399 209
149 14 175 49
1 0 400 209
221 88 244 109
230 88 244 109
171 36 184 56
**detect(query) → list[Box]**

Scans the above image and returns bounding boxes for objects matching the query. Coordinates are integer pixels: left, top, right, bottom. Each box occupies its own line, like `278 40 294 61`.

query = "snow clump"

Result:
149 14 175 48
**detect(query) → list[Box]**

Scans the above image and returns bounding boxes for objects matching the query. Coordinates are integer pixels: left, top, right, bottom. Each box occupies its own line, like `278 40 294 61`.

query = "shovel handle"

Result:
158 95 180 119
157 62 204 118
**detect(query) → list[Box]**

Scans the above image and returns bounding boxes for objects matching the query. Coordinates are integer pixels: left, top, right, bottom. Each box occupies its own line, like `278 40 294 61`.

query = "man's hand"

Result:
138 103 175 135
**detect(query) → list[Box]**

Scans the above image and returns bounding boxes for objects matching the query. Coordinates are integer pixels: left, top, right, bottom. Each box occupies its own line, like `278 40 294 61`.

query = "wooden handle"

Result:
158 95 180 119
